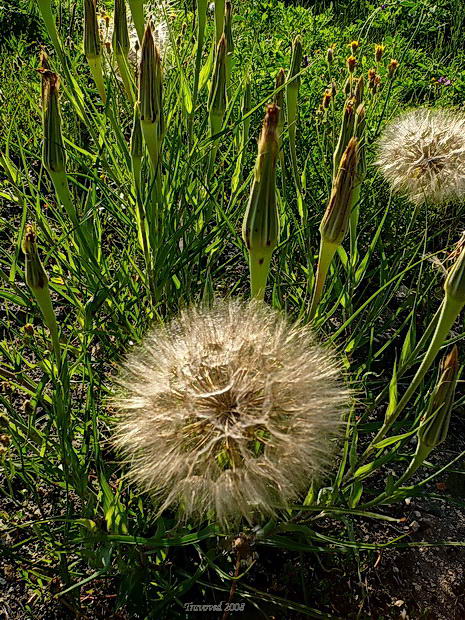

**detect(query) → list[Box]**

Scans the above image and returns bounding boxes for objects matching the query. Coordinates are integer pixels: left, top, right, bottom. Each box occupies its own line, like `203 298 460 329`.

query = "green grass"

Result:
1 0 465 617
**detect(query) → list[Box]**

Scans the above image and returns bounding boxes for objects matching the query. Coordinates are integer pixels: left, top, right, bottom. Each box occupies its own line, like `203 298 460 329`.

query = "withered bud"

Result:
322 137 358 245
347 55 357 73
388 59 399 78
375 44 385 63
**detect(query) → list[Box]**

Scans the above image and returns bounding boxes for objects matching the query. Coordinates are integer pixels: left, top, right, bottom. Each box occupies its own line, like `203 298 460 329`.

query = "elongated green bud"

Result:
354 104 366 180
40 69 66 175
309 137 358 320
23 225 48 292
321 137 358 246
354 75 364 107
139 24 163 126
214 0 225 44
287 35 302 89
22 225 61 366
128 0 145 43
113 0 134 100
139 23 163 171
224 1 234 53
112 0 130 56
445 242 465 304
333 96 356 177
84 0 100 58
207 33 227 174
419 346 459 449
242 104 280 299
84 0 106 103
224 1 233 88
208 33 227 119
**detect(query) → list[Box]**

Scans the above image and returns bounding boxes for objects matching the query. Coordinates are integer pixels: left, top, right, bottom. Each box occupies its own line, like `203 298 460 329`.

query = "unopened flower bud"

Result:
242 104 280 298
84 0 106 102
347 55 357 73
354 75 364 107
326 46 334 64
445 241 465 304
112 0 130 56
375 44 385 63
343 77 351 97
139 23 164 170
333 97 356 175
84 0 100 59
419 346 459 449
349 40 359 55
388 59 399 78
322 138 358 246
40 70 65 175
288 35 303 89
22 225 48 292
208 33 227 120
322 88 332 109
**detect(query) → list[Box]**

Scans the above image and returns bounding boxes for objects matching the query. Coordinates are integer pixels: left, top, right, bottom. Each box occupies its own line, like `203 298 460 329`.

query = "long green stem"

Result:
371 302 443 410
249 251 273 300
308 240 338 321
364 295 464 457
362 444 430 508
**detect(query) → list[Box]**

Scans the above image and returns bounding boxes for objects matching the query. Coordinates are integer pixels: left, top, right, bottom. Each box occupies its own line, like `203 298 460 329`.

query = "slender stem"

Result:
249 251 272 300
308 240 338 321
363 295 464 458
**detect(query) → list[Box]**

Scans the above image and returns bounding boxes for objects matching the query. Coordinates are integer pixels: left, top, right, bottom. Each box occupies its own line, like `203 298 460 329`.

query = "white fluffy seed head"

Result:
376 108 465 206
111 300 350 525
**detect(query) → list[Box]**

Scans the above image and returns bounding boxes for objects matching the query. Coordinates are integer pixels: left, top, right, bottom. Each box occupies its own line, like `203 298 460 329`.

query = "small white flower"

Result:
376 108 465 205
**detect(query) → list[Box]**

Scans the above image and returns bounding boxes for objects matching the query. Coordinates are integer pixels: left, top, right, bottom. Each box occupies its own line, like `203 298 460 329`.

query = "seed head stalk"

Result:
130 102 154 296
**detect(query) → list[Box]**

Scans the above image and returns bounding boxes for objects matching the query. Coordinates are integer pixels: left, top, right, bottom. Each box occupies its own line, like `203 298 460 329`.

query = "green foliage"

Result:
1 0 465 617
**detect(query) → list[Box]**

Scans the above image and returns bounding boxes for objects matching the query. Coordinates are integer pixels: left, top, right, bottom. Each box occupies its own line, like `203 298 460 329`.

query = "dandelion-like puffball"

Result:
112 300 349 525
376 108 465 205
